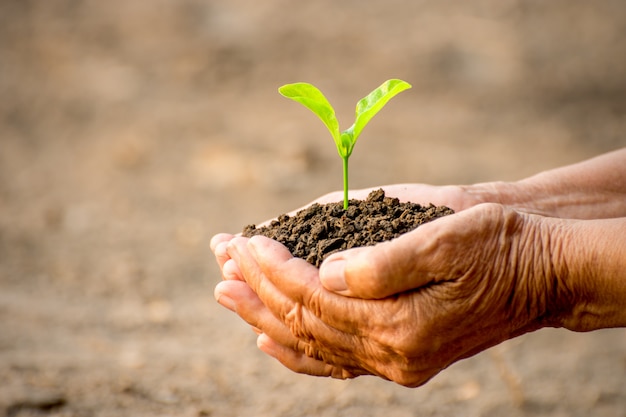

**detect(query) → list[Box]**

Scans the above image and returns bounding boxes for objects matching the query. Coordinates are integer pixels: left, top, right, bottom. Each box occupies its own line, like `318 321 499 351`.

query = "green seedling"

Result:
279 79 412 209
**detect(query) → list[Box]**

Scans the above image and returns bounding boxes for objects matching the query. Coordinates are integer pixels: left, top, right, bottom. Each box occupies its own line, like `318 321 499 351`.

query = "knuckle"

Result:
284 302 307 339
304 288 324 318
384 360 438 388
331 367 357 380
394 371 429 388
302 342 323 361
284 302 318 343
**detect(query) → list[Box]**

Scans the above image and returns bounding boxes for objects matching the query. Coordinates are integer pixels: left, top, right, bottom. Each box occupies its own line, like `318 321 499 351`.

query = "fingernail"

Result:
216 294 236 312
257 333 276 355
320 259 347 293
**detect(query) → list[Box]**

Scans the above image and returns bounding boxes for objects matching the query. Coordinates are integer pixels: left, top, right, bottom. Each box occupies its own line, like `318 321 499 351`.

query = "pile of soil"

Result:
243 189 454 267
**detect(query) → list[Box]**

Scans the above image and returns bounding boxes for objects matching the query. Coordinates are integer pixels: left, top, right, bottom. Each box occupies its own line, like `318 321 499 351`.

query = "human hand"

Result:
212 203 565 387
210 182 483 276
210 182 487 290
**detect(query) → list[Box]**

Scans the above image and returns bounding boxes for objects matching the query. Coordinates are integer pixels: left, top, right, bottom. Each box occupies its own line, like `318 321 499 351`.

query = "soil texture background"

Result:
1 1 625 416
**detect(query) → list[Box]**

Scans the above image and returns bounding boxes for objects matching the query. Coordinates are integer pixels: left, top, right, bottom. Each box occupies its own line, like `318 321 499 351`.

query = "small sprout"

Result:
279 79 412 209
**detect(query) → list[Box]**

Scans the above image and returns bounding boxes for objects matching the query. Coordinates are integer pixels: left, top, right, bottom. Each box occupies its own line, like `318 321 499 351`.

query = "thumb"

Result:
319 231 434 299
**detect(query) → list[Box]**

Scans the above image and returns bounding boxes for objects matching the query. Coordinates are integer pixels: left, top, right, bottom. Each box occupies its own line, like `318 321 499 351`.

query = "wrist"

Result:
547 217 626 331
462 177 611 219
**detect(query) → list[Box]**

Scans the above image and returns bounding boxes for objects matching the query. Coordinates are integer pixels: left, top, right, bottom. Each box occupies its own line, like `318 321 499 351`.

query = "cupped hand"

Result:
213 203 562 387
210 183 482 281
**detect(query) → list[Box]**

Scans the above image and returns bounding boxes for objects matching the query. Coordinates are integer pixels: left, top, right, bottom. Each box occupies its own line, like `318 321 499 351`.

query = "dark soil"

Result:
243 189 454 267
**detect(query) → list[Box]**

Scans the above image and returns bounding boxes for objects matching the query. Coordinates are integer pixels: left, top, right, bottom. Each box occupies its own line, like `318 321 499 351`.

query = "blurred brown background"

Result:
0 1 624 416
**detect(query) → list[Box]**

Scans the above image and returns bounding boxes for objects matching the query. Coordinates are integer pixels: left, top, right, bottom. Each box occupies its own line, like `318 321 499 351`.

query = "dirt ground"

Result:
0 1 625 416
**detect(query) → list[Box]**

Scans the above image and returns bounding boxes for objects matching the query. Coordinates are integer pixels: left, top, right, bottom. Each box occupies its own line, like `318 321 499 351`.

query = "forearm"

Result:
551 217 626 331
466 147 626 219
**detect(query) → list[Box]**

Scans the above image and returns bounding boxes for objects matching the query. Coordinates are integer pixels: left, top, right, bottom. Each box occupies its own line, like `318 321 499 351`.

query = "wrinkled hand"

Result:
212 203 561 387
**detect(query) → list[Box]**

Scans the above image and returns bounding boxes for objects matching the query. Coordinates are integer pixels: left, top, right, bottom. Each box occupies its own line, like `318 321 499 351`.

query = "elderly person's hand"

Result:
213 204 578 387
211 149 626 387
211 181 484 284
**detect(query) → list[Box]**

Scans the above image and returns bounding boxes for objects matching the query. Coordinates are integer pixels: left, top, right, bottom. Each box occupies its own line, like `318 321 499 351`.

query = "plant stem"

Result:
342 156 349 210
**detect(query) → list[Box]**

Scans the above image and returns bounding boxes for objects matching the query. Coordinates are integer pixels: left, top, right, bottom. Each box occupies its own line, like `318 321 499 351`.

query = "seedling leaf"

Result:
278 79 411 209
278 83 341 146
351 79 412 141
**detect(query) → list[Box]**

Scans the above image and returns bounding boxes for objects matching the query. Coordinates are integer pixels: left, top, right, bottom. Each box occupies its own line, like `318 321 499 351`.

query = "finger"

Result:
227 236 329 338
217 256 370 372
320 208 471 299
318 227 438 299
222 259 243 281
218 244 335 354
231 236 368 353
214 279 245 312
227 235 313 316
244 231 477 379
214 280 296 346
259 332 438 388
257 334 364 380
229 237 452 385
215 276 373 375
244 236 395 339
210 233 235 252
236 235 451 385
211 233 235 269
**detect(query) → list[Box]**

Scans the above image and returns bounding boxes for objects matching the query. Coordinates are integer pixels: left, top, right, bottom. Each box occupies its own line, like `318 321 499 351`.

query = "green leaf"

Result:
350 79 412 142
278 79 412 210
278 83 342 153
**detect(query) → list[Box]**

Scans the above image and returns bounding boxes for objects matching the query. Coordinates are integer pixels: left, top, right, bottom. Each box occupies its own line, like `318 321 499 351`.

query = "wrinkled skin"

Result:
212 150 626 387
212 203 562 387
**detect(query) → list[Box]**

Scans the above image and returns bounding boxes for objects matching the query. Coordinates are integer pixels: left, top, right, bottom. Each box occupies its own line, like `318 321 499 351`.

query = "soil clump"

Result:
243 189 455 267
